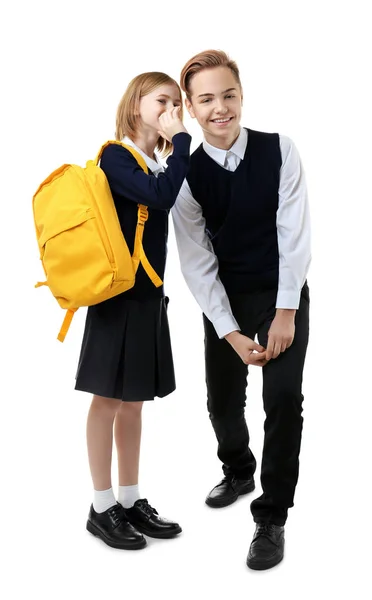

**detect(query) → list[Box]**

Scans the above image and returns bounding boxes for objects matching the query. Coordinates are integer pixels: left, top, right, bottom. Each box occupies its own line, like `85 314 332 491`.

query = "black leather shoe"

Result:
246 523 285 570
124 499 182 539
205 475 255 508
86 503 147 550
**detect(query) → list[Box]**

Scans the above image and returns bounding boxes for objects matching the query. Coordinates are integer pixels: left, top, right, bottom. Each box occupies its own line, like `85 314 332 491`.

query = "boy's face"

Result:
186 66 242 148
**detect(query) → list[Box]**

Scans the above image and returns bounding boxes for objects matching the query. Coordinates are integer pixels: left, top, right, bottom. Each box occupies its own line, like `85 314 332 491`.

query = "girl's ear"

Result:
185 98 195 119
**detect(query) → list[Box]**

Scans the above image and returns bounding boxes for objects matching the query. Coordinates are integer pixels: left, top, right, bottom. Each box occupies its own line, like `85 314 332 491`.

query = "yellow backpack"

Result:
33 141 162 342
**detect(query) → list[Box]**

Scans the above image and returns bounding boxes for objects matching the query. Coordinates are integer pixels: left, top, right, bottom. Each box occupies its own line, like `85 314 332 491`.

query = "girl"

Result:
75 72 191 550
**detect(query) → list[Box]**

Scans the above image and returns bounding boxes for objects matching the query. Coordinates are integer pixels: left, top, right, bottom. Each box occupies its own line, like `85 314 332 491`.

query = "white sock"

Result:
93 487 117 513
118 484 141 508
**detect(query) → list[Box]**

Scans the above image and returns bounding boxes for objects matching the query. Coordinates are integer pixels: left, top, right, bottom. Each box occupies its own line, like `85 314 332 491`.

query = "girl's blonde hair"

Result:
115 72 183 157
180 50 241 100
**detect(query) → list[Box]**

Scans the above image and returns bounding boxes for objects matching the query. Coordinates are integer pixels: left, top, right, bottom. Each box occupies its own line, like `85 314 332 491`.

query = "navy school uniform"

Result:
75 132 191 401
173 128 311 525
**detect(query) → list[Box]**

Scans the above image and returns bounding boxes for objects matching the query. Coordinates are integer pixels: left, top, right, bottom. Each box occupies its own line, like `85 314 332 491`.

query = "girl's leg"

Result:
114 401 143 506
114 400 181 538
86 394 122 493
86 395 147 549
115 401 144 485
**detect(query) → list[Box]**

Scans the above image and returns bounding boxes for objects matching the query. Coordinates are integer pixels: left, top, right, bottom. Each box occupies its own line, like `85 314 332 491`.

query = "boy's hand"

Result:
225 331 268 367
266 309 296 360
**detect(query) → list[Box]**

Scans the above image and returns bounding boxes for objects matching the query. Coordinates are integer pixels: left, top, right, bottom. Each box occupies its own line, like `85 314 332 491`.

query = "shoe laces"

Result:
137 498 158 517
217 475 233 486
255 523 277 541
217 475 236 490
107 503 127 528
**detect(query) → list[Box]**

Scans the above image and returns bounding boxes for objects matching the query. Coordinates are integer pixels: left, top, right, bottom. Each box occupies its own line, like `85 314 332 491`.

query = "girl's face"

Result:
138 83 182 133
186 66 242 147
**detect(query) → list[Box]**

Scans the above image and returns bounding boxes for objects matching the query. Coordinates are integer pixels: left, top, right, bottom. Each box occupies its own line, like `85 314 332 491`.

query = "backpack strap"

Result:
57 309 77 342
96 141 163 288
35 279 77 341
94 140 148 172
132 205 163 286
35 278 77 342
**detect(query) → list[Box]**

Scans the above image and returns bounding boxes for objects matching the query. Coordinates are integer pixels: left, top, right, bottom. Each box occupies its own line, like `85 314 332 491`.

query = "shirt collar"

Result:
122 136 164 173
202 127 247 166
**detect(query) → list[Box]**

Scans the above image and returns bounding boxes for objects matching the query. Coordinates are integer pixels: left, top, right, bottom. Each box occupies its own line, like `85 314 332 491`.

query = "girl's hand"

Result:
158 106 188 142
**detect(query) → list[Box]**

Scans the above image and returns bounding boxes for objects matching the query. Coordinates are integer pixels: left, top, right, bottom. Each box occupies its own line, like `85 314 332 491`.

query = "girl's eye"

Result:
157 99 166 104
225 95 235 99
201 98 211 103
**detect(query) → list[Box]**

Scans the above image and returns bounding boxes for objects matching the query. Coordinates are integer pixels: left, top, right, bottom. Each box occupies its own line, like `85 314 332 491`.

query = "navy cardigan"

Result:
100 132 191 299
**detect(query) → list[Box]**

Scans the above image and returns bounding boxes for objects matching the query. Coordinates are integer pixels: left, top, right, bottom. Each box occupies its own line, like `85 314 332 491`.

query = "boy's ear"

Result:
185 98 195 119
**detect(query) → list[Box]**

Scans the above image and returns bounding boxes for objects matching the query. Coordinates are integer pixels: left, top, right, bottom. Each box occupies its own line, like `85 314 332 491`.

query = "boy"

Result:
172 50 311 570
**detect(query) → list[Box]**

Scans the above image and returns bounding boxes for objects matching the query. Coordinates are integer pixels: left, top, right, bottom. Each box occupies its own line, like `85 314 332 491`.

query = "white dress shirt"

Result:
171 127 311 338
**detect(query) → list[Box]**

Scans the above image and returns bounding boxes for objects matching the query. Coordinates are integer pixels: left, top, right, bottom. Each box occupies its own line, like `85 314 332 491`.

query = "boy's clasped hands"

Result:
225 308 296 366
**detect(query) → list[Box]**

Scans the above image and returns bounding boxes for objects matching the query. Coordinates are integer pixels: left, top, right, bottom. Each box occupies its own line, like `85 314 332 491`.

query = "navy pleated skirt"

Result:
75 294 175 401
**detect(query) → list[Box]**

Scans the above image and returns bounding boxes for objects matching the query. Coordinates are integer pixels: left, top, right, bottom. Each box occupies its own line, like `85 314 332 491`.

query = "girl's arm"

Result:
100 132 191 210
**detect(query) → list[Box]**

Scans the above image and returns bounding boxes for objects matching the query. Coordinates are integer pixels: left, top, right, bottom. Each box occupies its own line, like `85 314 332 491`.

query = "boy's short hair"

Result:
180 50 241 100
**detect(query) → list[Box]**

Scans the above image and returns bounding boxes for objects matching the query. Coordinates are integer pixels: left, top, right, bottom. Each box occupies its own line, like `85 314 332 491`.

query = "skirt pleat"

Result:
75 295 175 401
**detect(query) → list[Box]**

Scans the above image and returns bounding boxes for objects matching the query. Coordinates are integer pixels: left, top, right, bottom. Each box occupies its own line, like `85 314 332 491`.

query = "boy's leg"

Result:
203 293 259 481
251 283 310 525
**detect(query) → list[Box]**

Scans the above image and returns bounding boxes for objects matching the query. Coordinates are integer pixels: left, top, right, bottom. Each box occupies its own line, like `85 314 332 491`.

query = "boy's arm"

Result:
171 179 239 339
276 135 311 309
172 180 266 365
267 135 311 360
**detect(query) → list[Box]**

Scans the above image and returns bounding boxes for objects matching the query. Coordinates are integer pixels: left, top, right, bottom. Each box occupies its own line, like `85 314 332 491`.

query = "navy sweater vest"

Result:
187 128 282 295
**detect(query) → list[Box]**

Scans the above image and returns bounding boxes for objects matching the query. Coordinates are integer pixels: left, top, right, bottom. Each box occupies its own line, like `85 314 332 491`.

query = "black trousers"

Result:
203 282 310 525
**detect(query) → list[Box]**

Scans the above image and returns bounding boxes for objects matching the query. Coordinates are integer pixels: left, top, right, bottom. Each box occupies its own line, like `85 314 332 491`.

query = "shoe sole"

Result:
246 553 284 570
86 520 147 550
205 481 255 508
133 524 183 539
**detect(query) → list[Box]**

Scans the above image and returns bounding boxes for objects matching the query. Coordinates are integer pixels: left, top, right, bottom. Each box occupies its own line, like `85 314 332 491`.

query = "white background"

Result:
1 1 371 598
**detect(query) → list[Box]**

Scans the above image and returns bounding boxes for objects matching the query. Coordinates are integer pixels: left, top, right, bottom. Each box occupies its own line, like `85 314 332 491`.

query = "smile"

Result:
211 117 233 124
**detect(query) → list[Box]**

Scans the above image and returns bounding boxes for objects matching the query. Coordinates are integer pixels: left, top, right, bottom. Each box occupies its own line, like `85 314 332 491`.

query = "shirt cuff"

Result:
276 289 301 309
213 314 241 339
